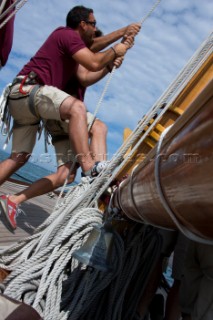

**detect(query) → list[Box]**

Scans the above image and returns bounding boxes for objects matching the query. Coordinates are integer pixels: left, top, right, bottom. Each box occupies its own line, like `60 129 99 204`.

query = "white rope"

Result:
2 208 103 302
56 0 162 203
86 31 213 206
0 5 212 319
87 0 162 131
0 0 7 15
53 163 76 210
49 0 162 206
87 67 117 132
140 0 161 25
0 83 11 122
0 83 13 149
110 31 212 189
0 0 18 18
2 211 124 318
32 30 213 261
0 0 28 30
0 25 211 273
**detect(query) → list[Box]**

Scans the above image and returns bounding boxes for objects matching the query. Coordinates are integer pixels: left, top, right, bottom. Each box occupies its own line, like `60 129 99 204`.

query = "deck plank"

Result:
0 180 57 248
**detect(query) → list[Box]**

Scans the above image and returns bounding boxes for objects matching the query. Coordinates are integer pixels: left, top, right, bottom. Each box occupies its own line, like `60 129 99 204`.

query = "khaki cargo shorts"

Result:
8 84 70 154
46 111 95 167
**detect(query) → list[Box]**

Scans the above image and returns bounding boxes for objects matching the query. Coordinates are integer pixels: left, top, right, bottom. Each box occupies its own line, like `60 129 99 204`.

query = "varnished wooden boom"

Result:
112 55 213 241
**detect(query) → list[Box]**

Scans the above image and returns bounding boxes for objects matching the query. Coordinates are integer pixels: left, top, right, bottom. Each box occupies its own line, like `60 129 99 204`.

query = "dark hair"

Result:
66 6 93 29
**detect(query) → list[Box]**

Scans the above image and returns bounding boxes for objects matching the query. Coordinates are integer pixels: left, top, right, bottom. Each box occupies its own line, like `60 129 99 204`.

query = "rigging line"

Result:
63 31 211 211
0 0 28 30
59 0 162 200
0 0 7 15
87 0 162 131
0 0 21 19
88 34 213 206
0 0 28 20
140 0 161 25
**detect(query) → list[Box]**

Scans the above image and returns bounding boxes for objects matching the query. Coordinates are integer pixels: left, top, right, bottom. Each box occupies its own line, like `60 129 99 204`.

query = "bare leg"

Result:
0 152 30 185
89 119 108 161
59 97 95 172
9 162 77 205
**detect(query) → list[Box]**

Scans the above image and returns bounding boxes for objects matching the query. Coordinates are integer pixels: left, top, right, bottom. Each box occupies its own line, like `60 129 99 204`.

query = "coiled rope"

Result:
2 224 163 320
2 22 212 296
0 3 212 319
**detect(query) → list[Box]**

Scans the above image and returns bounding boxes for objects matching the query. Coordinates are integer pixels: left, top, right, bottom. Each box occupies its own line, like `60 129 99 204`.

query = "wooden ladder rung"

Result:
170 106 184 116
149 130 160 141
144 137 156 148
155 123 165 133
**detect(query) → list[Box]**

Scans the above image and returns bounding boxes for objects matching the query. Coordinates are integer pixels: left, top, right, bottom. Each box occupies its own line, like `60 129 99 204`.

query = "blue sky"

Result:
0 0 212 173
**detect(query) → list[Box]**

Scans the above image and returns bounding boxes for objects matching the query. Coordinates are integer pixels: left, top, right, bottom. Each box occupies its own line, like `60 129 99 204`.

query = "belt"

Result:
10 71 41 118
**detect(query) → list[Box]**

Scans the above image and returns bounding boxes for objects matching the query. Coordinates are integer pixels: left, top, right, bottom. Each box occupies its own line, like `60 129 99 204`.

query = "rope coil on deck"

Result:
0 30 212 319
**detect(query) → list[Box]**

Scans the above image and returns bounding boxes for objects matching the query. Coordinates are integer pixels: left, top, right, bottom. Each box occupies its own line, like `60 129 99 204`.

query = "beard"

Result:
82 33 94 48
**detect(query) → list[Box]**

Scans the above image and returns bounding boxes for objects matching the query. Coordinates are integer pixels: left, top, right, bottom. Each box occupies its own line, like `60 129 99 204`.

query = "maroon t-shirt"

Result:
0 0 15 67
65 76 86 101
19 27 86 91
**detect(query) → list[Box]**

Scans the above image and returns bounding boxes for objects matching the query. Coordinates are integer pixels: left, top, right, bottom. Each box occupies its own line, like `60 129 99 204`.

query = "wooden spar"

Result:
111 54 213 241
117 52 213 180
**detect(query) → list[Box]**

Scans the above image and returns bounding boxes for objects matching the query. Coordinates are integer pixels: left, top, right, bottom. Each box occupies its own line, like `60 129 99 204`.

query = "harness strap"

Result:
11 72 40 117
29 84 40 117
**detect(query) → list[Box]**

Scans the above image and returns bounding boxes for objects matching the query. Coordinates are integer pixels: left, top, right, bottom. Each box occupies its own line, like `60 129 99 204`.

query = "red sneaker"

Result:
0 195 17 230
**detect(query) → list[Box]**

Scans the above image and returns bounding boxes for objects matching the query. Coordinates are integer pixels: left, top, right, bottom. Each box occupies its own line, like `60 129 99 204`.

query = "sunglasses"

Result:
85 20 97 27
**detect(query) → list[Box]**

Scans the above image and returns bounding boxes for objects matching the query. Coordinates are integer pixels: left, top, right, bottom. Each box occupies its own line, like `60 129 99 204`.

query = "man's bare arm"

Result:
90 23 141 52
76 56 124 87
72 42 128 72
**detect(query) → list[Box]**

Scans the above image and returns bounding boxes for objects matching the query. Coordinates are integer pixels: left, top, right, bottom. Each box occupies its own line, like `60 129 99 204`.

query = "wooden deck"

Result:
0 180 57 248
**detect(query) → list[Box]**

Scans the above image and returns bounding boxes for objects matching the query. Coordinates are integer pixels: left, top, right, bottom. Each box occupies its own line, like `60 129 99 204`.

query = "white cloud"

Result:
0 0 212 171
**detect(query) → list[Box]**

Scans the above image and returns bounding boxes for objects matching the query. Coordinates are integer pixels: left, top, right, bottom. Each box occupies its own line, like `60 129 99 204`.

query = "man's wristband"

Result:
110 47 117 58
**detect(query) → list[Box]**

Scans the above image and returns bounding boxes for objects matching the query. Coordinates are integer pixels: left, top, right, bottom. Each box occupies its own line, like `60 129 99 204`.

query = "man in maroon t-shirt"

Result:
0 5 140 230
6 5 130 174
0 0 16 68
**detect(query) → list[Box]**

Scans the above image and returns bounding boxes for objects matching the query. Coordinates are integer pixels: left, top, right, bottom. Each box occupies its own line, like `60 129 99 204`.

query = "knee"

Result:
72 100 86 116
67 100 87 119
91 119 108 137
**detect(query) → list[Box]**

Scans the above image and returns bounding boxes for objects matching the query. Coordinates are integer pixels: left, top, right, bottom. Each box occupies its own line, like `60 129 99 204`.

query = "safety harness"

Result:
0 71 42 149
